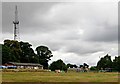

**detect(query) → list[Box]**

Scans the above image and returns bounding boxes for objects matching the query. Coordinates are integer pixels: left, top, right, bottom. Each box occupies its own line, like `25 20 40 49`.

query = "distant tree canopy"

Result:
97 54 120 72
90 66 97 71
2 39 53 69
67 63 78 68
79 63 89 69
49 59 67 71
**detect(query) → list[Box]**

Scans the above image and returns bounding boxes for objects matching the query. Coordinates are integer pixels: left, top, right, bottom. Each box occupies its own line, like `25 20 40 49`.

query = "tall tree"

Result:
2 40 39 64
3 40 21 62
20 42 38 63
97 54 112 70
36 46 53 69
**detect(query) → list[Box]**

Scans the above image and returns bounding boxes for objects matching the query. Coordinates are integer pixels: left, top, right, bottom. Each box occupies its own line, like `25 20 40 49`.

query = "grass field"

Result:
2 71 119 82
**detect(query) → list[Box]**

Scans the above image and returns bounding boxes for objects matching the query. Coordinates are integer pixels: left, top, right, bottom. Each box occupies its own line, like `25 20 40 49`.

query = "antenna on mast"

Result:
13 5 20 41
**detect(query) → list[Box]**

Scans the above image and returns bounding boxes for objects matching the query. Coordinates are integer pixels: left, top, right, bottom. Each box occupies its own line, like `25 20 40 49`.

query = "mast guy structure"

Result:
13 5 20 41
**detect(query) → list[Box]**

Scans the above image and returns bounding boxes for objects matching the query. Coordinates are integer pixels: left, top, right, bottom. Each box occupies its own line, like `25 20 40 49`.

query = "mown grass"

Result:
2 71 119 82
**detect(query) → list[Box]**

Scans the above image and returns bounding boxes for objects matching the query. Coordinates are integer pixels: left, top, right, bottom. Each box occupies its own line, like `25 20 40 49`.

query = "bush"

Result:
49 59 67 71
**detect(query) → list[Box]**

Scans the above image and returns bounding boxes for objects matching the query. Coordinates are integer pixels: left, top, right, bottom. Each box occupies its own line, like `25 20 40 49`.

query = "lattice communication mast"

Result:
13 5 20 41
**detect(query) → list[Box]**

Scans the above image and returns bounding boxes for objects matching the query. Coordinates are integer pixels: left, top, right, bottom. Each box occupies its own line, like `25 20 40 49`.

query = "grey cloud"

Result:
61 41 104 55
83 24 118 42
2 2 58 33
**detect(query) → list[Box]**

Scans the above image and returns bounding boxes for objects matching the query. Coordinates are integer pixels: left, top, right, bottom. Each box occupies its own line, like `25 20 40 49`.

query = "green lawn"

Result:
2 71 118 82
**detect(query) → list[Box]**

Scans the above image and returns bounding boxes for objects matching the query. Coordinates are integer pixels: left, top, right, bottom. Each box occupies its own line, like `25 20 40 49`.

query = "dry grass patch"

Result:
2 71 118 82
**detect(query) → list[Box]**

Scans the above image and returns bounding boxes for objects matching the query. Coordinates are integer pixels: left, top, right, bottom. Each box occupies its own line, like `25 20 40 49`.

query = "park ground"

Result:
1 70 119 82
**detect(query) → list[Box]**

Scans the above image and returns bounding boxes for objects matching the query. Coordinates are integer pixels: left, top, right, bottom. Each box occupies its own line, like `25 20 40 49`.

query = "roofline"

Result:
7 62 43 66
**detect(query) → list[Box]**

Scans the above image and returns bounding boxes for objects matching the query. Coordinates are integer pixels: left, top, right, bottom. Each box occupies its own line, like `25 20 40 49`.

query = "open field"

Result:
2 71 119 82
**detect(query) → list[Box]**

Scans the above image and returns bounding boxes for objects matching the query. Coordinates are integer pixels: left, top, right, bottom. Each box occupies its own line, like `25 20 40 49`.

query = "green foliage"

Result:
79 63 89 68
97 54 112 70
2 44 11 64
19 42 38 63
90 66 97 71
2 39 42 64
49 59 67 71
97 54 120 72
36 46 53 69
112 56 120 72
2 40 22 63
2 39 53 66
83 63 89 68
67 63 78 68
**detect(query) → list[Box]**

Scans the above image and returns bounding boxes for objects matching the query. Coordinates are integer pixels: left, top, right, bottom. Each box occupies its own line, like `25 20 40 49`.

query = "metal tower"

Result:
13 5 20 41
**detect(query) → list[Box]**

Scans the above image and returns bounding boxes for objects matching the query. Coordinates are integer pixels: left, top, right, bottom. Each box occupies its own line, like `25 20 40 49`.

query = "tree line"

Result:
1 39 53 69
96 54 120 72
1 39 120 72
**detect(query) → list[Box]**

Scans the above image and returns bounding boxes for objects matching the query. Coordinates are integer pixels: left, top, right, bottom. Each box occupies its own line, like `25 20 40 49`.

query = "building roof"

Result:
7 62 43 67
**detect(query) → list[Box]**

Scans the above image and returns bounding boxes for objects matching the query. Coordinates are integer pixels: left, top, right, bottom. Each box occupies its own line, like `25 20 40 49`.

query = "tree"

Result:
36 46 53 69
67 63 78 68
90 66 97 71
79 65 83 68
49 59 67 71
20 42 38 63
97 54 112 70
3 40 22 63
2 39 53 66
67 63 72 68
2 39 39 64
83 63 89 68
73 64 78 68
2 44 12 64
112 56 120 72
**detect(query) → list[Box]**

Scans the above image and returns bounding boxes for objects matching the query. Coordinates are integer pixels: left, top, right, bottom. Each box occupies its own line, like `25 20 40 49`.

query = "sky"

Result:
1 1 118 66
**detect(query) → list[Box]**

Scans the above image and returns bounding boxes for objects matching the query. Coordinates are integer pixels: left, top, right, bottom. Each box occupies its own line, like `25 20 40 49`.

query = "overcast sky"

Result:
1 1 118 66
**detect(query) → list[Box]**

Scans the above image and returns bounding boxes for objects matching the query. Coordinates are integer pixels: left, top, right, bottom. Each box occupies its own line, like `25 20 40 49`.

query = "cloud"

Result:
31 2 118 42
